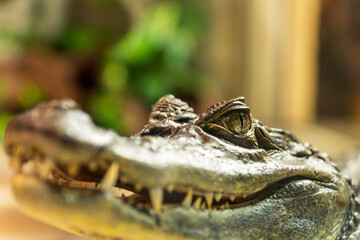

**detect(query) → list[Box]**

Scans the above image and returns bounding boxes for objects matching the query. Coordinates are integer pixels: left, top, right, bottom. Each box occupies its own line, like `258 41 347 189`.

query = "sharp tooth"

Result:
14 146 22 158
229 194 236 202
149 187 163 214
214 192 222 202
83 182 88 188
167 184 174 193
201 202 206 209
225 202 230 209
100 162 120 191
37 159 54 178
220 204 225 210
181 188 193 207
67 164 80 177
205 192 214 208
21 160 36 174
69 181 78 188
110 187 122 197
10 157 21 172
193 197 202 209
134 183 143 192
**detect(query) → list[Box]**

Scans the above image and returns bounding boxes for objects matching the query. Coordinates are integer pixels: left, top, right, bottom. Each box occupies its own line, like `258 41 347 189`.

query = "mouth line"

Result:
8 144 312 214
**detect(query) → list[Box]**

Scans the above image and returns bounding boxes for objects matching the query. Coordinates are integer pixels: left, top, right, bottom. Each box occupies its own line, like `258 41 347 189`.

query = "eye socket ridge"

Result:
206 105 252 136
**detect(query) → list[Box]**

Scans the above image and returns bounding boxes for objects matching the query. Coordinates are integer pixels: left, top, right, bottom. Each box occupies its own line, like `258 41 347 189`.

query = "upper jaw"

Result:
4 99 342 214
7 124 340 197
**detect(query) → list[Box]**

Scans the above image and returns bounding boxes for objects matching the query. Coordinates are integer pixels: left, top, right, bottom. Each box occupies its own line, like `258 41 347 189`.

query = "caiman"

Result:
3 95 360 240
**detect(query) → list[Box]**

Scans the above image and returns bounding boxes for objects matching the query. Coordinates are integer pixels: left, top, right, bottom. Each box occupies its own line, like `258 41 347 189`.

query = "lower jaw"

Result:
12 174 348 240
12 174 193 240
11 173 264 240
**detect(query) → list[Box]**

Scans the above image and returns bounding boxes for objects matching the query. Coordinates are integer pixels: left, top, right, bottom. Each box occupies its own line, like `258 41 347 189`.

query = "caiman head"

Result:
3 95 360 240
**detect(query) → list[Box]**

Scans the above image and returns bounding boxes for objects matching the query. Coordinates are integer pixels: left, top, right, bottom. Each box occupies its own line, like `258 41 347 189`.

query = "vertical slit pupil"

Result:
239 113 244 130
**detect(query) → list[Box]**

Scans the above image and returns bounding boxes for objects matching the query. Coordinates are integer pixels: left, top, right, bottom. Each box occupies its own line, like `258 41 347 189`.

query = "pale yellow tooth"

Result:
37 159 54 178
229 194 236 202
110 187 122 197
10 157 22 172
225 202 230 209
167 184 174 193
134 183 143 192
21 160 36 175
214 192 222 202
69 181 78 188
67 164 80 177
149 187 163 214
220 204 225 210
100 162 119 191
181 188 193 207
201 202 206 209
83 182 88 188
193 197 202 209
120 189 133 197
205 192 214 208
14 146 22 158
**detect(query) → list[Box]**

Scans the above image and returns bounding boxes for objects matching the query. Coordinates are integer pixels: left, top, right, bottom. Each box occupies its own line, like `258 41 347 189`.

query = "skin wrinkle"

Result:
3 95 360 240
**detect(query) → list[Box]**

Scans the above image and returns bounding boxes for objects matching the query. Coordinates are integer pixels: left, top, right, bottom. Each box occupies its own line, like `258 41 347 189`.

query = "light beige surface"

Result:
288 123 360 158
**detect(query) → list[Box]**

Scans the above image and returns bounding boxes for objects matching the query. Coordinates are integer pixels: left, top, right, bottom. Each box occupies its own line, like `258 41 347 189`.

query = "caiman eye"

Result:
196 101 257 148
216 111 251 135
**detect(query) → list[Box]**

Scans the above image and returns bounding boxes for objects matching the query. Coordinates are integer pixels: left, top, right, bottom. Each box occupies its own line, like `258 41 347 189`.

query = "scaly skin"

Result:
3 95 360 239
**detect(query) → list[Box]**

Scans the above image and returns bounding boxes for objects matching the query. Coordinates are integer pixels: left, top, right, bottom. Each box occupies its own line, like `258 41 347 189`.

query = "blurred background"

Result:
0 0 359 239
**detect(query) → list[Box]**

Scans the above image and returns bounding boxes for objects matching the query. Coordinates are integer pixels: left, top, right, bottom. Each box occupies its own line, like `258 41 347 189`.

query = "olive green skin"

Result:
3 95 360 239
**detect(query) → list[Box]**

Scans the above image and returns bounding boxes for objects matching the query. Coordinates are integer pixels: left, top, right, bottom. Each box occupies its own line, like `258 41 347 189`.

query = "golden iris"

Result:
215 111 251 135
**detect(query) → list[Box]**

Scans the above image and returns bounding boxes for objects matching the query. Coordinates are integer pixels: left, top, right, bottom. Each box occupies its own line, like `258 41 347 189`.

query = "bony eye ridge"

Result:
195 101 258 148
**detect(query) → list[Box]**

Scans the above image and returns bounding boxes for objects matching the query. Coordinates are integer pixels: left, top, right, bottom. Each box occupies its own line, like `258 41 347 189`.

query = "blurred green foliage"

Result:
0 79 11 141
90 1 206 134
0 28 33 48
17 82 45 109
0 1 206 137
0 80 45 141
53 25 101 55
